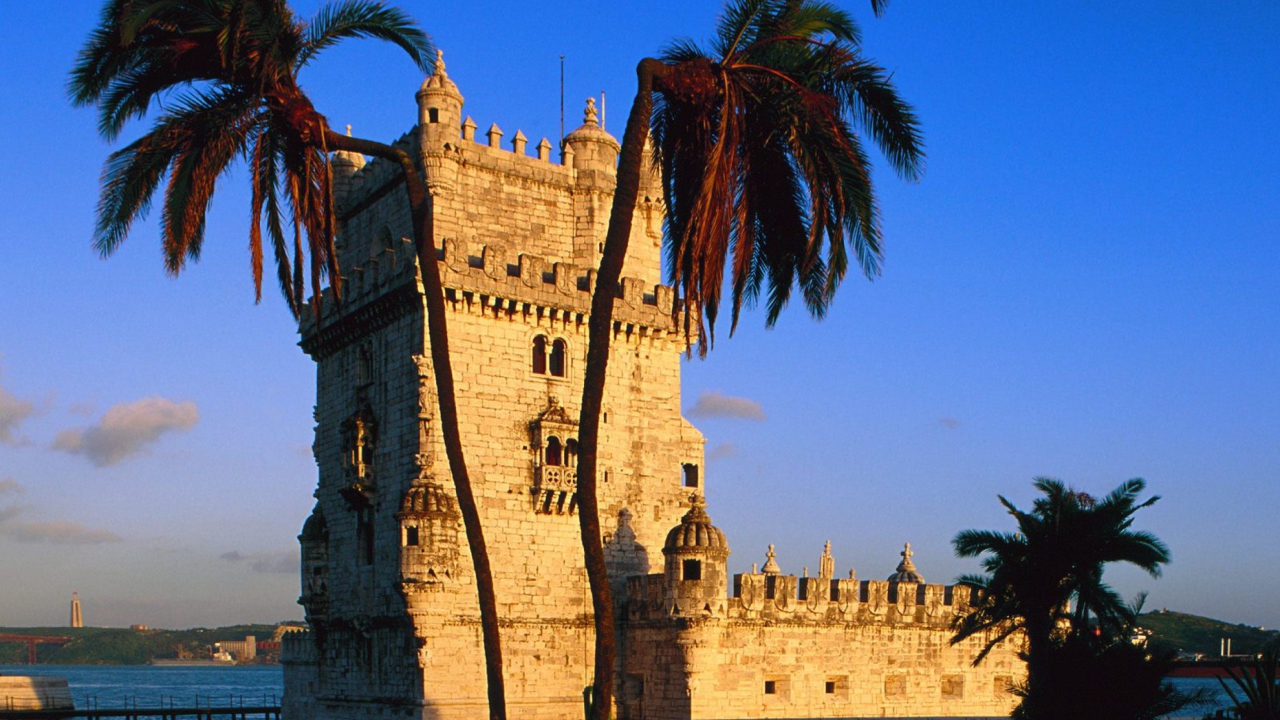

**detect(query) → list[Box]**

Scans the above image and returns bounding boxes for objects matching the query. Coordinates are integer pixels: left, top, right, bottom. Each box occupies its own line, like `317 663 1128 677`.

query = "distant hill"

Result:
1139 610 1279 657
0 625 284 665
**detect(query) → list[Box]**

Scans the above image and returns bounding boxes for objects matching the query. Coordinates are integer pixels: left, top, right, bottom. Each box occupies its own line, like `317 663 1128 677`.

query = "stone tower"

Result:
69 591 82 628
284 56 704 720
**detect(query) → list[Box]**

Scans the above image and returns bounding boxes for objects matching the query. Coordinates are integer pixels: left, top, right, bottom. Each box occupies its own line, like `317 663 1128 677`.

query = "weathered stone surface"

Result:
284 65 1021 720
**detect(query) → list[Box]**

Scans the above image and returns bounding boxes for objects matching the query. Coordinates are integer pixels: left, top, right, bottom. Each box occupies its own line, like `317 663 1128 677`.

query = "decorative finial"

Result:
345 124 352 137
584 97 599 126
889 541 924 583
762 543 781 574
434 49 448 79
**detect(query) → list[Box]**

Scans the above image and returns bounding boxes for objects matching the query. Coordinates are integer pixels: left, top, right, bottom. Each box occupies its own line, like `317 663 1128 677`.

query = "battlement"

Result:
298 234 684 358
625 568 972 628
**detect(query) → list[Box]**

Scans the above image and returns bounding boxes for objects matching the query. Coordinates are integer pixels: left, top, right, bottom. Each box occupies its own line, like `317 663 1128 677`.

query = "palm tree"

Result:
952 478 1171 715
573 2 923 716
70 3 508 718
1220 642 1280 720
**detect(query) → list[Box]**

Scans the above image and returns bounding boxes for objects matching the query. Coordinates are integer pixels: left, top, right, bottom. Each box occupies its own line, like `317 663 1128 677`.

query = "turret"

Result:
331 124 366 213
662 496 730 616
416 50 464 193
398 480 461 598
563 97 620 178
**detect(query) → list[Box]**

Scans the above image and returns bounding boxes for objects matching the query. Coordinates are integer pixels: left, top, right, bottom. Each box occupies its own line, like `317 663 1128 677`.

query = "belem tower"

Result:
281 53 1022 720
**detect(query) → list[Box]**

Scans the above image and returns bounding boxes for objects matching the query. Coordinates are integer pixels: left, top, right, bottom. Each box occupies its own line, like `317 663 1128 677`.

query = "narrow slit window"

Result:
405 526 419 547
764 681 776 695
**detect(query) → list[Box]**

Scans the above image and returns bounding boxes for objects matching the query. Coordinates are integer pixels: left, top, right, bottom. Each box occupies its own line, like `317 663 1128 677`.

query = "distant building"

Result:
215 636 257 662
69 592 82 628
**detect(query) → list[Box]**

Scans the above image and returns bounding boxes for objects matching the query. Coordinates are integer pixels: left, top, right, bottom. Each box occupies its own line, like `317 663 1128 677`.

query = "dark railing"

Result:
0 694 280 720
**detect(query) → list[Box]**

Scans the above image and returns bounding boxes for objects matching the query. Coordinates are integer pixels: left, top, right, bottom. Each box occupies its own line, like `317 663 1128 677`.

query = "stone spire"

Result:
887 542 925 583
819 540 835 579
761 544 781 574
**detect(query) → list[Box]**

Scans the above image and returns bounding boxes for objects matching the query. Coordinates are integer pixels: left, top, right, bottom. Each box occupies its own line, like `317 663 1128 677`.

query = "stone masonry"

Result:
281 53 1021 720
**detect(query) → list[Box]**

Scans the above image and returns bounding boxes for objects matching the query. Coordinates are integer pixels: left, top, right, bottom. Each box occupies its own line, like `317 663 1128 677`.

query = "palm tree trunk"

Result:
576 58 667 720
325 129 508 720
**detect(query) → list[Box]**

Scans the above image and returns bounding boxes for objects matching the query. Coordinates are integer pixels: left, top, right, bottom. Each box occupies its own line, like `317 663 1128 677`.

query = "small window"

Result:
532 335 547 374
428 107 439 123
682 559 702 581
549 339 567 377
682 463 699 488
764 681 776 695
545 437 562 466
825 681 836 694
404 526 419 547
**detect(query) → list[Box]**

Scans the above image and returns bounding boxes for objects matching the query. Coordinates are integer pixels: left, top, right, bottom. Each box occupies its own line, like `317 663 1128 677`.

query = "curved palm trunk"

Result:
576 58 667 720
325 129 508 720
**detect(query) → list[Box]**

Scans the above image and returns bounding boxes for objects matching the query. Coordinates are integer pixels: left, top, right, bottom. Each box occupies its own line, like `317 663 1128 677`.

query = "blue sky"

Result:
0 1 1277 629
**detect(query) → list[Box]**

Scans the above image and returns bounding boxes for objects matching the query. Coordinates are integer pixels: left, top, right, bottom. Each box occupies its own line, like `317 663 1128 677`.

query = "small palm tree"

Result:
1220 643 1280 720
573 2 923 716
952 478 1171 715
70 3 507 718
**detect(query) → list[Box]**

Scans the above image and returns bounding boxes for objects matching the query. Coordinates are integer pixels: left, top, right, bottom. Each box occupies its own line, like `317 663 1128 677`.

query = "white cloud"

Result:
220 550 297 575
52 397 199 467
687 390 766 421
0 520 123 545
0 385 35 444
708 442 738 460
0 477 121 544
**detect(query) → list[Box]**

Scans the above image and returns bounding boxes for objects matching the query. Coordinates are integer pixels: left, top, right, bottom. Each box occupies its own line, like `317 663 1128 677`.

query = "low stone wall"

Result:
0 675 74 711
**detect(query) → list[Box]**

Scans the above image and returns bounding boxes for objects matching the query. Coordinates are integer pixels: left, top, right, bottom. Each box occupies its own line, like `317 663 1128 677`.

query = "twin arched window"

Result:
532 335 567 377
542 436 578 467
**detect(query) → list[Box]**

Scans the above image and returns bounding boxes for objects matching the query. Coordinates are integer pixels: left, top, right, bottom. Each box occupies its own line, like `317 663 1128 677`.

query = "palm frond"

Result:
299 0 433 71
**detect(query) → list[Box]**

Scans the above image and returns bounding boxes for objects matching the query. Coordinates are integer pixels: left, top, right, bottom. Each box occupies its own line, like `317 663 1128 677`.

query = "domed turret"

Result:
331 125 366 212
662 496 730 615
563 97 620 176
398 480 461 596
416 50 464 193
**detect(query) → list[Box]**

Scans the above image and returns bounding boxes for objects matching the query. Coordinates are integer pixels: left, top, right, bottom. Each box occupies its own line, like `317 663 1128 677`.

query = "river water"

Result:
0 664 1233 718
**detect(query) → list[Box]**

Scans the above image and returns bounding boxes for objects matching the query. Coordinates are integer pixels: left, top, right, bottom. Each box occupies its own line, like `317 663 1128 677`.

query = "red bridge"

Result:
0 635 73 665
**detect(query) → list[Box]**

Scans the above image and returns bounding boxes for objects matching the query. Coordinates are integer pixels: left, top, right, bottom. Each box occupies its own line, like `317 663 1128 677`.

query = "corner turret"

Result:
662 496 730 616
331 125 366 213
416 50 464 193
563 97 620 178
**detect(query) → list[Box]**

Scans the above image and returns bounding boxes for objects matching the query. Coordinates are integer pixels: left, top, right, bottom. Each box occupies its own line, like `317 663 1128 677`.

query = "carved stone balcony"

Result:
533 465 577 515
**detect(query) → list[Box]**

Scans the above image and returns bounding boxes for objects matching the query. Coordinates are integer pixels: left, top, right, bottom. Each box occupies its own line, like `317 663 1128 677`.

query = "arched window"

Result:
565 439 578 468
549 339 567 377
545 437 562 466
532 335 548 374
